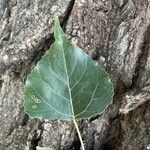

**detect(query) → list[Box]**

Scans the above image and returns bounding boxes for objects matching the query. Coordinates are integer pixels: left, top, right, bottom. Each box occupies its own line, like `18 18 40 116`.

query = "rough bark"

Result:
0 0 149 150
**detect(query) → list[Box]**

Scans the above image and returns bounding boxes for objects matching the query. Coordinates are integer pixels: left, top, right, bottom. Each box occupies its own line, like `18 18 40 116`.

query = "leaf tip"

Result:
54 16 59 23
53 16 64 41
54 16 60 30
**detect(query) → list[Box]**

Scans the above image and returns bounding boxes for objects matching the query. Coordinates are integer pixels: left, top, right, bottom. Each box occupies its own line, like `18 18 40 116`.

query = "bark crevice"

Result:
131 25 150 89
0 0 150 150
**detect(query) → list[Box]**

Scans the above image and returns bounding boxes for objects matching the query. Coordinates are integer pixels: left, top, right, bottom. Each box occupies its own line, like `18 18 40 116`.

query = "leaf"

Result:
23 17 114 120
36 146 53 150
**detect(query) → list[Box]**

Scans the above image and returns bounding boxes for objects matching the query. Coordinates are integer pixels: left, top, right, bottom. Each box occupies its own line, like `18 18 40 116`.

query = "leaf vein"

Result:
47 54 68 85
71 58 87 90
31 76 70 102
72 85 87 100
27 85 71 117
68 57 78 78
75 86 112 117
75 83 98 117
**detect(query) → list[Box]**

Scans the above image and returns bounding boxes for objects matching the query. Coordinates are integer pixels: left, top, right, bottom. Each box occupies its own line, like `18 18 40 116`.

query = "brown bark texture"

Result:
0 0 150 150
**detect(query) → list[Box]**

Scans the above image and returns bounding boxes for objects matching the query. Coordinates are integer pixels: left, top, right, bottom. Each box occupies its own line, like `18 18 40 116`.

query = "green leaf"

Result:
23 17 114 120
36 146 53 150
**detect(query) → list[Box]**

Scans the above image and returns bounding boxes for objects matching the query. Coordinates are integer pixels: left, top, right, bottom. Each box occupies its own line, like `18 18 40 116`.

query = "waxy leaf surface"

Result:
36 146 53 150
23 18 114 120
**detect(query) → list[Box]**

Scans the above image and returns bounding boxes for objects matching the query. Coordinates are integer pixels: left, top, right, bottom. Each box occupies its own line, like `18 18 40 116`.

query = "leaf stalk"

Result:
73 118 85 150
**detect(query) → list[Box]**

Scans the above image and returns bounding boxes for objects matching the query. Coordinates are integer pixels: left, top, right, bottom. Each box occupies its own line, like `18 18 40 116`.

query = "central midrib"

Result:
59 39 75 120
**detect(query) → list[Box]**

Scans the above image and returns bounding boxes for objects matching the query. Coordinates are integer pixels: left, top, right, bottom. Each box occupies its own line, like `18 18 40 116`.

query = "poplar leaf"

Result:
23 17 114 120
36 146 53 150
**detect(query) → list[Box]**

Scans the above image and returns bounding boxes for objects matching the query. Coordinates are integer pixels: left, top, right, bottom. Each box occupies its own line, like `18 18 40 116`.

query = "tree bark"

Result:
0 0 149 150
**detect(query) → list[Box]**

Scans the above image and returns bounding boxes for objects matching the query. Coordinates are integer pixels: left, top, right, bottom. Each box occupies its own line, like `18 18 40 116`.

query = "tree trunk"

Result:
0 0 149 150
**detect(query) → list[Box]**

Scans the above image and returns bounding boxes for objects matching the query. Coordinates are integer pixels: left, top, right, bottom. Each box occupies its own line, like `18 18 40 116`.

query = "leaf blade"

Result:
36 146 53 150
23 17 114 120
